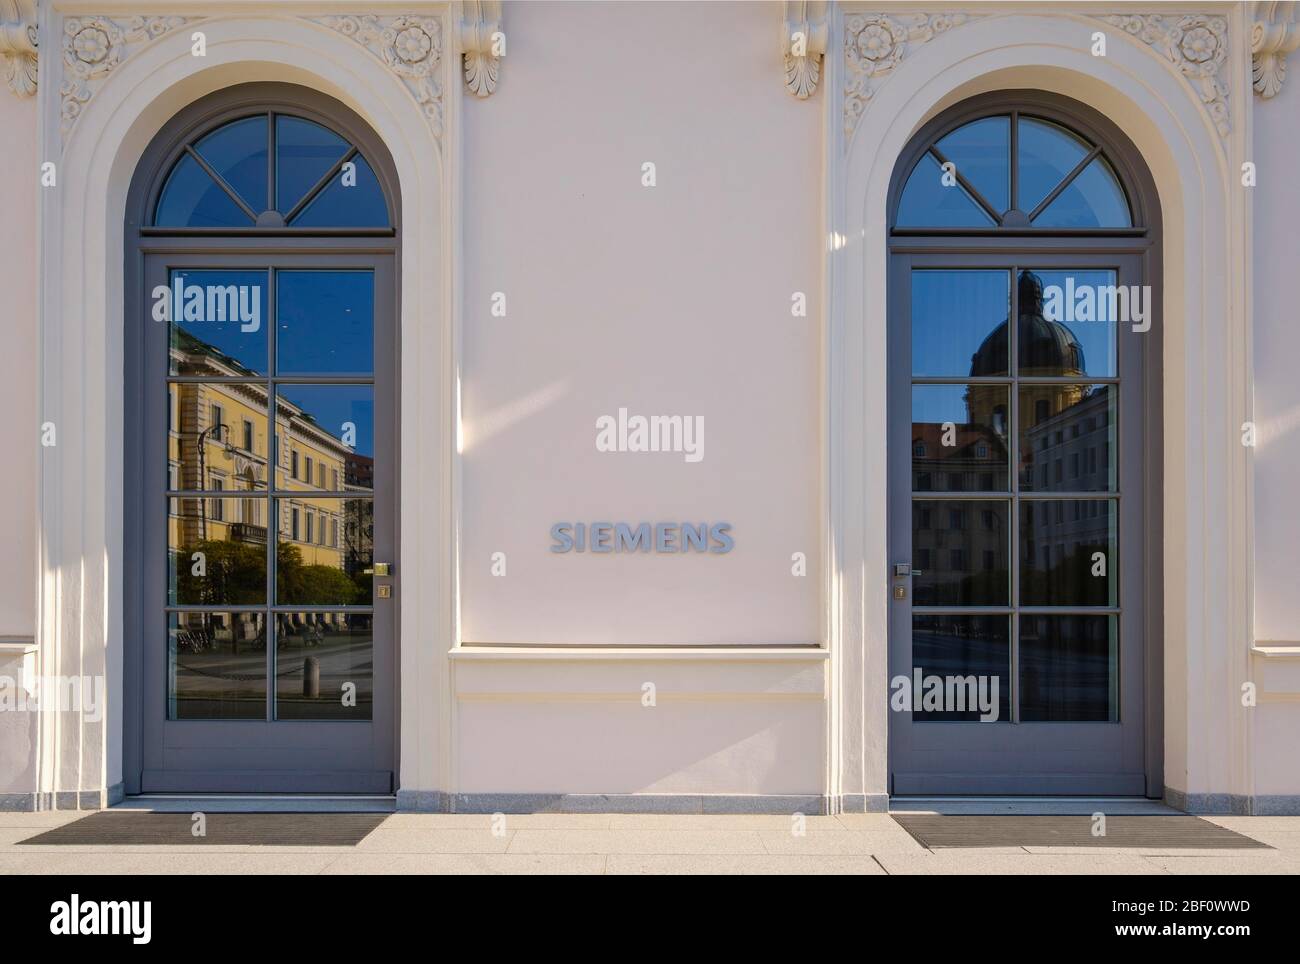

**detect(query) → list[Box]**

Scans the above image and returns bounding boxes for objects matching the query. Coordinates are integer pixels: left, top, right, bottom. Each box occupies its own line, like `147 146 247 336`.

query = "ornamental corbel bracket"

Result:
1253 1 1300 98
461 0 502 97
1 0 39 97
783 0 828 99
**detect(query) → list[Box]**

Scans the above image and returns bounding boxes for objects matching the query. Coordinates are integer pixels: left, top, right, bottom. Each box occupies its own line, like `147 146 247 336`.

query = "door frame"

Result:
121 84 404 795
886 251 1153 794
881 91 1165 797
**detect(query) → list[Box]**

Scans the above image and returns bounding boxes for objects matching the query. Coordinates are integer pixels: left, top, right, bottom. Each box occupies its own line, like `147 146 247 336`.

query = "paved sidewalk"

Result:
1 811 1297 874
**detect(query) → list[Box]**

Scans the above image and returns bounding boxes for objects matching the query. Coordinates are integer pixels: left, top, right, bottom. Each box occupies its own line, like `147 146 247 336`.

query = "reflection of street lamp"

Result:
195 422 229 540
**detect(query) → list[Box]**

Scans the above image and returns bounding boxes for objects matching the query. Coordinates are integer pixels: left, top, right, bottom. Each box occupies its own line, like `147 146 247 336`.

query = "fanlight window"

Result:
154 113 390 228
896 113 1132 229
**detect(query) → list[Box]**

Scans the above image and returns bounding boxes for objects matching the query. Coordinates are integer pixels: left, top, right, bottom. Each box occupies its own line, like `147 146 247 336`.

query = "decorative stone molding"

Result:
460 0 502 97
843 12 978 143
1099 14 1231 137
1252 2 1300 98
310 14 444 142
782 1 827 99
0 0 38 97
61 15 194 137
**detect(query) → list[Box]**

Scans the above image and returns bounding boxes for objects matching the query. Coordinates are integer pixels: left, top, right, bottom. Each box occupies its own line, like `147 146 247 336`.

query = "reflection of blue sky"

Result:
277 271 374 374
278 386 374 457
169 270 268 374
912 269 1117 378
913 384 994 425
912 271 1009 376
1027 270 1116 377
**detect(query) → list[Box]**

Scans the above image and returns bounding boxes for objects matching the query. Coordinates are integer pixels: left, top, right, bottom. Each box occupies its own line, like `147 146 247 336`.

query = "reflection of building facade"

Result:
167 329 355 574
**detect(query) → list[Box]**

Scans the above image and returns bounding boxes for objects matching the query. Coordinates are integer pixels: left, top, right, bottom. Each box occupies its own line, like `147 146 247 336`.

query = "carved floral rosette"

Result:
60 16 190 135
843 13 976 144
313 14 444 141
1102 14 1230 136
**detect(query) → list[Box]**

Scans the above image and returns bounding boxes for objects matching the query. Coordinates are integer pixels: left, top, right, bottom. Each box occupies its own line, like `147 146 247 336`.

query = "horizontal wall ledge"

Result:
0 636 37 655
450 646 828 662
1252 642 1300 659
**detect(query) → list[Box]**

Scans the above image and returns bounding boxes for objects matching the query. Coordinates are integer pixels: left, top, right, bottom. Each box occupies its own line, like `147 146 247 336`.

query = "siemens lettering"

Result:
550 522 733 554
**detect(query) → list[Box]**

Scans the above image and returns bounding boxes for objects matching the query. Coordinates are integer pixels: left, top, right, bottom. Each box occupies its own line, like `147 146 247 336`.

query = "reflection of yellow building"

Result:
167 330 354 572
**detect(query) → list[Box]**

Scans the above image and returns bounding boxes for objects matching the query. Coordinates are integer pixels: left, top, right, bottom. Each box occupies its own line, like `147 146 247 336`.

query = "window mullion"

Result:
283 146 359 225
183 145 259 223
267 110 277 214
1026 146 1102 222
928 145 1002 224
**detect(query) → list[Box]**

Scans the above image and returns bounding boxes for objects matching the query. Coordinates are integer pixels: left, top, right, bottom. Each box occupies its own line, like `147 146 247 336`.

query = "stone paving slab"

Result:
605 853 888 875
0 810 1293 874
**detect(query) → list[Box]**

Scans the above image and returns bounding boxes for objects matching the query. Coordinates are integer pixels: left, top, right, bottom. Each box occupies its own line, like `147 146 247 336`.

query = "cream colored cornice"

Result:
0 0 38 97
1253 1 1300 98
841 11 1239 147
843 12 980 143
783 1 827 99
460 0 501 97
308 13 445 143
1100 12 1232 137
60 14 196 136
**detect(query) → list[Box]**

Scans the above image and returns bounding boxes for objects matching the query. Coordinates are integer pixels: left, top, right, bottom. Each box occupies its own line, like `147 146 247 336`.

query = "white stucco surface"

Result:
0 91 37 641
458 0 823 646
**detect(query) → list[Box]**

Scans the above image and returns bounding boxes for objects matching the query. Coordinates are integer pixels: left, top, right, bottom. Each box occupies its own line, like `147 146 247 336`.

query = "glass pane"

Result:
155 153 252 227
275 386 373 493
896 152 995 227
1018 385 1116 492
275 270 374 375
911 270 1011 377
275 612 373 720
1034 155 1131 228
276 497 373 605
910 615 1010 722
1017 117 1089 214
168 269 269 375
290 154 389 227
911 385 1009 492
1019 614 1117 721
934 115 1009 215
193 115 268 215
168 382 269 490
168 611 266 720
1017 270 1117 377
1020 500 1117 606
911 499 1009 606
168 497 268 605
276 115 351 213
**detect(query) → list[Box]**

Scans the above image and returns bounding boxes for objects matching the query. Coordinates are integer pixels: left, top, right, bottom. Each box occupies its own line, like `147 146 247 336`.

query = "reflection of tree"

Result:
175 540 363 606
174 540 264 604
276 542 363 606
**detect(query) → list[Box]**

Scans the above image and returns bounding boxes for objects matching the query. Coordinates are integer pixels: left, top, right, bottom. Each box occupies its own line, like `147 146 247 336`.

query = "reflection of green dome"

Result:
969 271 1085 377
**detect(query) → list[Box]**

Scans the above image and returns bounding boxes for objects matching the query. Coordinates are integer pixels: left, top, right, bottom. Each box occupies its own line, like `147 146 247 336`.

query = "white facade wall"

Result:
1249 43 1300 803
0 0 1294 811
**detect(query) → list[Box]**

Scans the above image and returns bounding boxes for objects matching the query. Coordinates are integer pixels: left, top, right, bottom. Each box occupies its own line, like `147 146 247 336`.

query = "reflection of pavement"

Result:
174 636 374 718
277 635 374 717
911 630 1112 719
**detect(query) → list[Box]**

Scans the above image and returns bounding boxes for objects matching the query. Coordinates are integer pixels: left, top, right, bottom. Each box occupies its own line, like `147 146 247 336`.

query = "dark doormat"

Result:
892 814 1271 849
18 812 388 847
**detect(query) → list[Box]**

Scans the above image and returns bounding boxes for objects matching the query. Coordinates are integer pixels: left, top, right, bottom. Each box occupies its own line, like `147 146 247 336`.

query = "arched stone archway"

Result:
36 15 453 806
827 10 1251 811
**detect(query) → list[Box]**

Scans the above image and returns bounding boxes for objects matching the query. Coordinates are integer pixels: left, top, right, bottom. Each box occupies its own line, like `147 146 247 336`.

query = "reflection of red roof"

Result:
911 423 1006 459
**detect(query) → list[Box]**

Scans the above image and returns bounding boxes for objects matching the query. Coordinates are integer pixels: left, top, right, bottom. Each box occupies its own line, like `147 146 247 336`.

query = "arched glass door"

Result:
124 85 399 793
887 93 1161 795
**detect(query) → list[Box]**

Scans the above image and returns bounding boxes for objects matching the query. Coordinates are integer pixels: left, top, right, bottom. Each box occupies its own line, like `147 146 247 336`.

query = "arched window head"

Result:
895 110 1134 230
154 111 390 229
